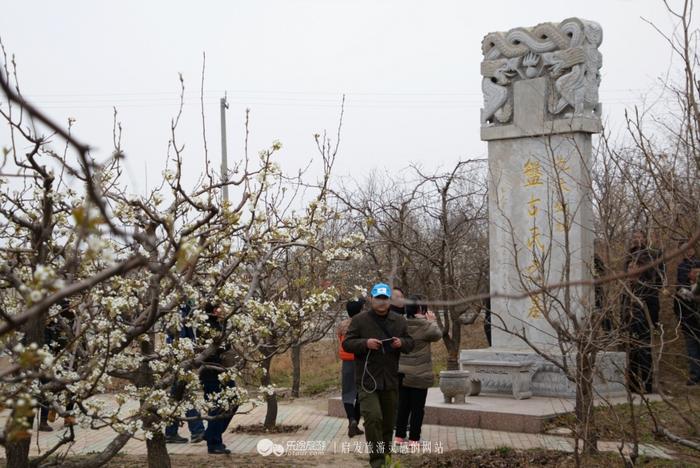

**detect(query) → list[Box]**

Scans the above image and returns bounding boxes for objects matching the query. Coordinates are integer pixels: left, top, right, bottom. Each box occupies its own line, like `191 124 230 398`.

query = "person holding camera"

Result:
342 283 414 468
395 295 442 447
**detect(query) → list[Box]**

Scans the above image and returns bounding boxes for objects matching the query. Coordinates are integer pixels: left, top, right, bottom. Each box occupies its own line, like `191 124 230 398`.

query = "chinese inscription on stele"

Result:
522 155 571 319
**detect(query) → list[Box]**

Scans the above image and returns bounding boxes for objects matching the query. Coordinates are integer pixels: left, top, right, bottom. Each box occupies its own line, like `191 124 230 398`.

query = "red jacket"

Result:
337 319 355 361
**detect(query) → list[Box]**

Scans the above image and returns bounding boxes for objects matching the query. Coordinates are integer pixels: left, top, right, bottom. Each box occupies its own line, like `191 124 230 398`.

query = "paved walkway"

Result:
0 395 674 461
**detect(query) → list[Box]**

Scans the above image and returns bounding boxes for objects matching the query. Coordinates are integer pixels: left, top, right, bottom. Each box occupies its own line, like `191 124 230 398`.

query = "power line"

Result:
21 87 657 99
32 100 678 111
14 88 672 111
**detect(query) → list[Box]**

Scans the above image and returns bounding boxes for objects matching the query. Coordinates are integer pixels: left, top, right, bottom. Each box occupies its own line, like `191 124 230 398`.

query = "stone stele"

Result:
460 18 626 398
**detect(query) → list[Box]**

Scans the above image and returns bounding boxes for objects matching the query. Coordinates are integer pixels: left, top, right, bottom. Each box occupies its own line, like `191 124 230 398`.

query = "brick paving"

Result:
0 395 675 461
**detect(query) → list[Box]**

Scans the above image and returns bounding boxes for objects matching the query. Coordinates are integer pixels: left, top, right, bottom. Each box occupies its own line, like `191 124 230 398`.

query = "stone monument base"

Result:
328 388 655 433
459 348 626 399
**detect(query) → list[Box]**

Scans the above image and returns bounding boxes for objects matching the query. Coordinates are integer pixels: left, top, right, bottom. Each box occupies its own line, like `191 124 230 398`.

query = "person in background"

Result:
674 240 700 386
395 295 442 447
164 300 205 444
343 283 414 468
622 230 666 394
390 286 405 315
199 303 239 455
337 298 366 437
38 299 75 432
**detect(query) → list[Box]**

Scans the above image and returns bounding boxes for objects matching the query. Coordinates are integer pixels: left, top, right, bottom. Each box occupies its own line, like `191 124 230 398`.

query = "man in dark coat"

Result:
622 230 666 394
343 283 414 468
199 303 238 454
164 301 205 444
38 299 75 431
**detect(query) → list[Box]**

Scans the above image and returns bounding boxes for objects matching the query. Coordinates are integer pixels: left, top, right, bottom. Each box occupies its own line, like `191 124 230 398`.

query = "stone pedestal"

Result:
462 18 626 398
460 348 626 398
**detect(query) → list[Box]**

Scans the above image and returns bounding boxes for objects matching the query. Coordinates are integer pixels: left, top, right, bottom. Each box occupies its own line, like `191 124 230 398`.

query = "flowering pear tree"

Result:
0 53 349 468
204 105 363 429
0 49 150 468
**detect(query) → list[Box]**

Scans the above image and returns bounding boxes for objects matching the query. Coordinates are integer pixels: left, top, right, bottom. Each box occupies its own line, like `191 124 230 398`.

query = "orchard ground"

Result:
2 392 693 467
3 328 700 467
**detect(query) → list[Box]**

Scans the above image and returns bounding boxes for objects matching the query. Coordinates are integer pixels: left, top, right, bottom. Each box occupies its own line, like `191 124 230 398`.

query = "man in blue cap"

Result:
343 283 414 468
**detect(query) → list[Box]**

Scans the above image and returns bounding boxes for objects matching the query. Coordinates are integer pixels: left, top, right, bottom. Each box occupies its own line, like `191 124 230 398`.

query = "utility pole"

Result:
220 95 229 202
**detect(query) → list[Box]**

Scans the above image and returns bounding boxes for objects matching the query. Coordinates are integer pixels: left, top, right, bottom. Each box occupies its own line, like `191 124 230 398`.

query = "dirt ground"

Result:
99 453 369 468
68 448 692 468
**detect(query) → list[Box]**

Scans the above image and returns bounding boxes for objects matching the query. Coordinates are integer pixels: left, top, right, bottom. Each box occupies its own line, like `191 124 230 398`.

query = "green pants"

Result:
358 388 398 468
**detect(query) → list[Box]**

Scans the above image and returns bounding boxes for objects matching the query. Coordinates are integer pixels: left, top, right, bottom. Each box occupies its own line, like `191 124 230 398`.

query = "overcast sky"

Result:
0 1 691 195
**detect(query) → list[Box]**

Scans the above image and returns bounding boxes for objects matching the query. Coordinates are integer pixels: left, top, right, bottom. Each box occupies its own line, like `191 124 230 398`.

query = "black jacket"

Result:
342 309 414 391
625 247 665 297
677 256 700 289
200 314 227 382
675 256 700 329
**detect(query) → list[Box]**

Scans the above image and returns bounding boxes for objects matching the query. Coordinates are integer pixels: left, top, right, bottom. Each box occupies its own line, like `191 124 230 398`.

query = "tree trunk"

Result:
8 298 47 468
444 331 460 371
291 344 301 398
446 354 459 370
146 432 172 468
441 310 462 370
262 356 278 429
135 339 171 468
5 411 31 468
58 432 133 468
446 351 459 370
575 348 598 456
448 312 462 370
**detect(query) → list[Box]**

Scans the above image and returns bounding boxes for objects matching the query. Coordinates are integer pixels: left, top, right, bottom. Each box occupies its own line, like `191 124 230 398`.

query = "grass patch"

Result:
546 391 700 442
230 423 307 434
545 382 700 462
269 340 342 396
256 320 491 397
